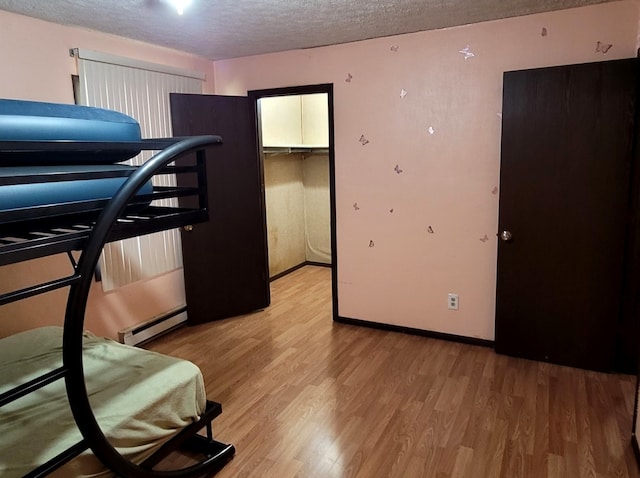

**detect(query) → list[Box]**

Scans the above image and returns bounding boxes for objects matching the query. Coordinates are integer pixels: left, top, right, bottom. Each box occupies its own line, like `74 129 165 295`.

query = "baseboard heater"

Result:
118 306 187 346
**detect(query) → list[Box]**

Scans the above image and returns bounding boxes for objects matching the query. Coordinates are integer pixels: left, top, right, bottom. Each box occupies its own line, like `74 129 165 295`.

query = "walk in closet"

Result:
259 93 331 278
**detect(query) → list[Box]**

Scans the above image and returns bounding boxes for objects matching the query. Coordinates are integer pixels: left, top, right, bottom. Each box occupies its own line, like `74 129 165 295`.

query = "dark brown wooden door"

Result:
170 93 270 324
495 59 638 372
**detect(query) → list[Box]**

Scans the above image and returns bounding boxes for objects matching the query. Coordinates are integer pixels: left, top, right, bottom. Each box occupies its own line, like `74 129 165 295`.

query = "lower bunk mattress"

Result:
0 326 206 477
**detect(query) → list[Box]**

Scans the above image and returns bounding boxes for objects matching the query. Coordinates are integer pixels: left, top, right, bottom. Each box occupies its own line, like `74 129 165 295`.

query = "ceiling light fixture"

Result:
168 0 191 15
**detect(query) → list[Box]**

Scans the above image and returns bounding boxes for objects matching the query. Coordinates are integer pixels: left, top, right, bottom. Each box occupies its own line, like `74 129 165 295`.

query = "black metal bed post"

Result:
62 136 230 478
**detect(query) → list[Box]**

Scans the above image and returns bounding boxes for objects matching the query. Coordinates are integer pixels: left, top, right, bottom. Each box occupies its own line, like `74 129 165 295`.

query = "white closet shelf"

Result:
263 145 329 157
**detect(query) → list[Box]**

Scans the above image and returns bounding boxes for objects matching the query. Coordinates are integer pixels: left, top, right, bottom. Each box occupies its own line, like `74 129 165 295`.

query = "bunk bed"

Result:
0 99 235 477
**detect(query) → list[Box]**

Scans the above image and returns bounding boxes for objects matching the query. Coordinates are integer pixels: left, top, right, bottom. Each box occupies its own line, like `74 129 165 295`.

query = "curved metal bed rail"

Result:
62 135 234 477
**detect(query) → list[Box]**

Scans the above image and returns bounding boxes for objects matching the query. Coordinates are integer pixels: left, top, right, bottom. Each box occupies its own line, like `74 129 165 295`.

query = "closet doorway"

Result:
249 85 337 311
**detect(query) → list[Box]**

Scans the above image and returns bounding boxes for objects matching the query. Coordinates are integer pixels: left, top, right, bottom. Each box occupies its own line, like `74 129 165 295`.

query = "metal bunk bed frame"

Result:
0 136 235 477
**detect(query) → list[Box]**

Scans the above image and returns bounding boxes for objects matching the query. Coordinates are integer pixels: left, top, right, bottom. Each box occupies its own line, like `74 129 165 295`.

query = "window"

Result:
75 49 204 290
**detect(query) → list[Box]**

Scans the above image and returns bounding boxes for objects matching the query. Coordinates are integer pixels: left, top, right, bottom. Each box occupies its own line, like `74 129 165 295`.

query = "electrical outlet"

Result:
448 293 459 310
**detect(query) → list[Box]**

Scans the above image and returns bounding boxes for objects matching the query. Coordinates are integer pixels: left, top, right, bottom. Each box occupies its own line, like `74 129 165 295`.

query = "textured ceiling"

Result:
0 0 616 60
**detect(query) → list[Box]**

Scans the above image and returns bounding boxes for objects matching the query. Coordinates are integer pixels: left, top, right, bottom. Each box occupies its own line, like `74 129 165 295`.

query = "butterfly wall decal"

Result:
595 41 613 54
459 45 475 60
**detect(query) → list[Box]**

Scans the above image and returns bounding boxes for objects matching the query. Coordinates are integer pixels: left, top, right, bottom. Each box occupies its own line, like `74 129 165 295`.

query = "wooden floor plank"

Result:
146 266 639 478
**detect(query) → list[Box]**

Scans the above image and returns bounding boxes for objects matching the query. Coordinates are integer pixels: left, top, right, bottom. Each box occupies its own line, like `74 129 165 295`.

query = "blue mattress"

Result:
0 165 153 213
0 99 142 165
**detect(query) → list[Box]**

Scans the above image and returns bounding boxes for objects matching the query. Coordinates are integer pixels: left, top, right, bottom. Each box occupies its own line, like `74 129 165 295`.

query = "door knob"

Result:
183 225 193 232
500 230 513 242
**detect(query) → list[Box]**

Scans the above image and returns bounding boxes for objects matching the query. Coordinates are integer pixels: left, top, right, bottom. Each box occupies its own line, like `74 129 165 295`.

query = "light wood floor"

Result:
146 266 639 478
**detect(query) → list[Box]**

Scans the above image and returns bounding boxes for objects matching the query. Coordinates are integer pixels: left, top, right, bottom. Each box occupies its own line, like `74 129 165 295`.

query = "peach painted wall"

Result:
0 10 215 338
214 0 639 341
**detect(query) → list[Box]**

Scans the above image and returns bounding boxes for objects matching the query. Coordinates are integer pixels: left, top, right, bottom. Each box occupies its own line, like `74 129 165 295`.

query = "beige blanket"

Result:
0 326 206 477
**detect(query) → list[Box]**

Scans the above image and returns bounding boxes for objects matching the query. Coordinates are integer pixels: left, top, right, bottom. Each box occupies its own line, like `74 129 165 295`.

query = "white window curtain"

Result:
75 49 204 291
